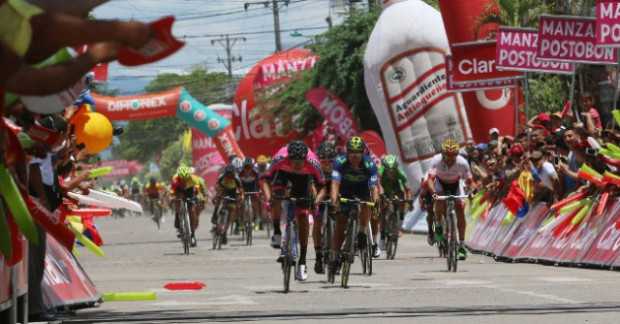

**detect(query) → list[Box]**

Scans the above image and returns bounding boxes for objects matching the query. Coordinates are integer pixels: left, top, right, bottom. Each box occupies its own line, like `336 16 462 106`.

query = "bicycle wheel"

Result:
450 210 458 272
245 199 253 246
283 216 295 293
180 204 190 255
389 212 400 260
366 232 373 276
341 217 356 288
446 208 457 272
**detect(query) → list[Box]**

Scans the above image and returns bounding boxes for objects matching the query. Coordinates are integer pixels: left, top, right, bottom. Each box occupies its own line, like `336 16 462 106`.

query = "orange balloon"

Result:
73 112 113 154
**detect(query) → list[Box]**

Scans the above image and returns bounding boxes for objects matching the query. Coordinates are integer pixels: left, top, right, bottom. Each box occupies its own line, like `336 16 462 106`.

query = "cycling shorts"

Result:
435 179 460 196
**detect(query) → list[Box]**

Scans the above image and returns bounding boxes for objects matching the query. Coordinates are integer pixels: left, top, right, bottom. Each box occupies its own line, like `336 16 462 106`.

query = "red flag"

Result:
25 194 75 251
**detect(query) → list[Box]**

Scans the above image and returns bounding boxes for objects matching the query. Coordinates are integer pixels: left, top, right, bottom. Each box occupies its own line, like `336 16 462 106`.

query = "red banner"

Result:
498 204 549 259
92 87 181 121
42 235 100 310
97 160 143 179
306 87 359 140
214 126 244 162
538 15 617 64
579 206 620 266
447 41 523 88
192 129 225 188
597 0 620 47
496 27 575 74
439 0 521 143
360 130 387 158
233 49 318 157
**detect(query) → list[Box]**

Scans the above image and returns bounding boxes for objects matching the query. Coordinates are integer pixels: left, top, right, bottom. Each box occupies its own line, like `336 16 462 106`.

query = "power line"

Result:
211 34 247 78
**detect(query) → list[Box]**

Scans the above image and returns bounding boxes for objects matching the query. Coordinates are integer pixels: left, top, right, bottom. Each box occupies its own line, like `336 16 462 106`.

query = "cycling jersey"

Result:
427 153 472 184
332 154 378 200
171 174 203 197
239 166 260 192
216 172 243 198
379 166 408 197
145 183 161 198
262 146 324 200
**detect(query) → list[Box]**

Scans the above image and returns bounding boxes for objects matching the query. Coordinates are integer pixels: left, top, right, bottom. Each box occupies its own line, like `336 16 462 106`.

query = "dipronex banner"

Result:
234 48 318 157
537 15 617 64
364 0 472 191
42 235 100 310
306 87 359 140
496 27 575 74
446 40 524 89
192 129 225 188
93 87 181 120
597 0 620 47
439 0 522 142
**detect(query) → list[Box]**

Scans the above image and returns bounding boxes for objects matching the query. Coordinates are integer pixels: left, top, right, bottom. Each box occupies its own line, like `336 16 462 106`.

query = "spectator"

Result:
529 150 562 203
580 92 603 133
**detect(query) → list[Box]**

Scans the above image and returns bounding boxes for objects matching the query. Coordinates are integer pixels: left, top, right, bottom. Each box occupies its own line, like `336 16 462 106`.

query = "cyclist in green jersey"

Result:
378 155 412 252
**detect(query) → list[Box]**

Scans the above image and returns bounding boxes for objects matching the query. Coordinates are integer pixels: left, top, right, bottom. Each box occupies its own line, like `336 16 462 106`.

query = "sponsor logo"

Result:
208 119 221 131
193 110 206 122
388 67 406 82
180 100 192 113
107 97 168 112
258 56 318 85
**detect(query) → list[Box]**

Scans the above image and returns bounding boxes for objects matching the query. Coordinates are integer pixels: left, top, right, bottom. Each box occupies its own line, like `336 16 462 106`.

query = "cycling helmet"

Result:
243 157 255 167
177 165 191 178
231 157 243 171
256 154 270 164
317 141 337 160
346 136 365 153
223 165 236 175
441 137 460 154
382 154 398 169
287 141 308 160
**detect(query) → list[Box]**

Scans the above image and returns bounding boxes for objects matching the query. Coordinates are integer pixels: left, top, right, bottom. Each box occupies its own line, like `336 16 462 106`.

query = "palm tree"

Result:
475 0 552 37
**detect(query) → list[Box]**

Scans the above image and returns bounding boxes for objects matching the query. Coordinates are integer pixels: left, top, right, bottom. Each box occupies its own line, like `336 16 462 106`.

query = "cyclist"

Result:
330 136 379 271
256 155 271 174
171 166 203 247
378 154 412 256
130 177 142 203
211 164 244 245
262 141 325 281
427 138 473 261
313 141 337 274
144 177 163 214
239 157 261 226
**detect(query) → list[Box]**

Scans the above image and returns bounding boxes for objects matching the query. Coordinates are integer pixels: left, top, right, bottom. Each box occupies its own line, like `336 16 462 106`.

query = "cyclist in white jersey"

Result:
427 138 473 260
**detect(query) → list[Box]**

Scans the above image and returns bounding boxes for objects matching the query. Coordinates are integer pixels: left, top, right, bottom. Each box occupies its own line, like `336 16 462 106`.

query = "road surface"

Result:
60 211 620 324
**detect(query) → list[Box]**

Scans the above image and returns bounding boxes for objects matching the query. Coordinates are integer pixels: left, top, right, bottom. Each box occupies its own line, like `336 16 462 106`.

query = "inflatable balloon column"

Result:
364 0 473 191
178 89 244 161
439 0 522 142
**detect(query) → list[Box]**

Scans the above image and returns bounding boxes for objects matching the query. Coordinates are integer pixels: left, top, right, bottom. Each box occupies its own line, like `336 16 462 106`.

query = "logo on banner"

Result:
597 1 620 46
388 67 406 82
193 110 206 122
208 119 221 130
476 89 511 110
180 100 192 113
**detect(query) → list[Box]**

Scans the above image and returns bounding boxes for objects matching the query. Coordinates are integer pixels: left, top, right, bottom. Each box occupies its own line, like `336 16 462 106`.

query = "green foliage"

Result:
158 138 191 180
528 75 569 117
261 8 382 135
114 68 230 163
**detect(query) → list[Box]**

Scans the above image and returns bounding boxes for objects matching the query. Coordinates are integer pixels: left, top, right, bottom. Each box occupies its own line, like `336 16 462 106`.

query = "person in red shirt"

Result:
580 92 603 133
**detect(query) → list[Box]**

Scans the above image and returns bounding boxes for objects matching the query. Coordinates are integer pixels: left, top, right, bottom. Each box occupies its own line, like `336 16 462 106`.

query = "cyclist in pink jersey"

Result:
261 141 325 281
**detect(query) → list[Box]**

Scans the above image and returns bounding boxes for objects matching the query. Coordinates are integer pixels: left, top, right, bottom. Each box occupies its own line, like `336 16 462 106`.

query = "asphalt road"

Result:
60 210 620 324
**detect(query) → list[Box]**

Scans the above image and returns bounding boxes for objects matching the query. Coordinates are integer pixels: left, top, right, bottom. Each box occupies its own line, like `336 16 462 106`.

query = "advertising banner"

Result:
446 41 524 87
438 0 521 143
234 48 318 157
306 87 359 140
496 27 575 74
579 203 620 266
177 89 230 138
596 0 620 47
97 160 143 179
42 235 100 310
538 15 617 64
92 87 181 121
191 129 225 188
499 204 549 259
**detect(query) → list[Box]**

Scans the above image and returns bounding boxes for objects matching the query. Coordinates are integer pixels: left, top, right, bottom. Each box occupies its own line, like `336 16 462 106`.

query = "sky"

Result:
93 0 354 94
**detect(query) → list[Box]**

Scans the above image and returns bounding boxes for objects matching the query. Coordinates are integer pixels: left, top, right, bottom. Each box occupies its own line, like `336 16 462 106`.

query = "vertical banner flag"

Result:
191 129 225 188
496 27 576 74
234 48 318 157
446 40 524 90
439 0 522 142
364 0 472 191
305 87 359 140
596 0 620 47
538 15 618 64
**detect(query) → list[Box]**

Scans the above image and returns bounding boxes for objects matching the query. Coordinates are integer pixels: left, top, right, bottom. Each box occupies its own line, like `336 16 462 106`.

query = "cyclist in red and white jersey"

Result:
427 138 473 260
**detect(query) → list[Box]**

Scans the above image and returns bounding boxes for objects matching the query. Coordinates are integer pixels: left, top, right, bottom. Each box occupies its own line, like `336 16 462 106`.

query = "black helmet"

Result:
243 157 254 167
287 141 308 160
223 165 236 175
317 141 337 160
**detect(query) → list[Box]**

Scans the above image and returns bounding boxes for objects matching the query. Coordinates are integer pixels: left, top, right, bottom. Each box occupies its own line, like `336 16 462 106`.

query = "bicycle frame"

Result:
435 195 467 272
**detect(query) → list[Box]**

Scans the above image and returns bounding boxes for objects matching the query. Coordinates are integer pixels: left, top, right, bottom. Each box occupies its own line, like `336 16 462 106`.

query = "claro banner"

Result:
537 15 618 64
439 0 522 142
92 87 181 120
496 27 575 74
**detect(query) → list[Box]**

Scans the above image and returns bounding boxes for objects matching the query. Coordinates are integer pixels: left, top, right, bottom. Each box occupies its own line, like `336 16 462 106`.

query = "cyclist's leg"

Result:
312 205 322 252
190 201 199 234
173 197 181 230
296 206 310 266
271 187 285 236
331 211 347 256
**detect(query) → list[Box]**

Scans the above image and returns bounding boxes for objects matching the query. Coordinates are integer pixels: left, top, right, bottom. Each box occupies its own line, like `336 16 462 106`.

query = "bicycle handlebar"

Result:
434 194 469 201
273 196 313 203
245 191 261 195
339 197 375 207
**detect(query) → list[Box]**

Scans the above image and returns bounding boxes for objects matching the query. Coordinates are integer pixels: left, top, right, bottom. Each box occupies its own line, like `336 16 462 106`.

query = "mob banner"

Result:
596 0 620 47
305 87 359 140
538 15 617 64
496 27 575 74
446 41 524 91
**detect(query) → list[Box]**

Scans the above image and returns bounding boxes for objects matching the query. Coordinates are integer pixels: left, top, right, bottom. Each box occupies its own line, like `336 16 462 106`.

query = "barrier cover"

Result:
42 235 100 310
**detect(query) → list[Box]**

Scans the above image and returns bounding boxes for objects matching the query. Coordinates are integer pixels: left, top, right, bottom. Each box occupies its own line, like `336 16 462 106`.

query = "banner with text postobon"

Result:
439 0 522 143
305 87 359 140
234 48 318 157
496 27 575 74
597 0 620 47
538 15 618 64
364 0 472 192
446 40 524 90
93 87 181 120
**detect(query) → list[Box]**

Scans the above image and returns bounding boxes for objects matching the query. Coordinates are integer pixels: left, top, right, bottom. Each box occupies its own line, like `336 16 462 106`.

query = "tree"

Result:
113 68 231 163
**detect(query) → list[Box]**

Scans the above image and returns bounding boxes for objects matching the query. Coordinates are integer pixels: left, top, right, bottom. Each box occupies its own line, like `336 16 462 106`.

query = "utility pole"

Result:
211 34 246 78
244 0 290 52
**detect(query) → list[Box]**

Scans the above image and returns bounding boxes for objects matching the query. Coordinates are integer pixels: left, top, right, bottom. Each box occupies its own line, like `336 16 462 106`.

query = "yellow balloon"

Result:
73 112 113 154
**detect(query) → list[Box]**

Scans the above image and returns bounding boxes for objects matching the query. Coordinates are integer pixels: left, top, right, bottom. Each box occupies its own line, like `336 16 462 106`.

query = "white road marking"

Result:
154 294 257 307
536 277 592 283
493 287 581 304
